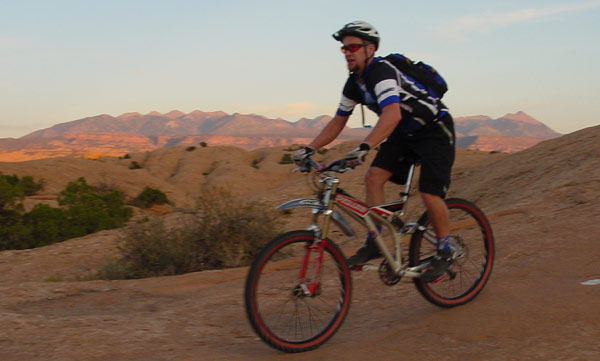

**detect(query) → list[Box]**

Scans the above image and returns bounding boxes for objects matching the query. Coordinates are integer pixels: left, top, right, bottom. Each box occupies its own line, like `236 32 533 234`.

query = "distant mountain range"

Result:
0 110 561 161
454 111 559 138
20 111 353 139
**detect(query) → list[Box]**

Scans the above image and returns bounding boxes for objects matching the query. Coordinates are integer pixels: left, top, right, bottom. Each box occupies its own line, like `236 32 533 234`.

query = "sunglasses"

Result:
340 43 372 54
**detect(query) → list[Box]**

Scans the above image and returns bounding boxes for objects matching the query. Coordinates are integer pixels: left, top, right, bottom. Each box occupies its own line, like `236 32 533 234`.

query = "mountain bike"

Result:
244 157 495 353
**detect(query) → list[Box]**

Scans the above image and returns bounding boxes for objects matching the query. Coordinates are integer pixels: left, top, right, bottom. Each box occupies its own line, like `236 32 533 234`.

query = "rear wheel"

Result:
409 198 494 307
244 230 352 353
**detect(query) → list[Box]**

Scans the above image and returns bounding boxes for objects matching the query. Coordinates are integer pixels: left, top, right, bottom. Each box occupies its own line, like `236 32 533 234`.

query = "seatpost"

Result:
399 164 416 203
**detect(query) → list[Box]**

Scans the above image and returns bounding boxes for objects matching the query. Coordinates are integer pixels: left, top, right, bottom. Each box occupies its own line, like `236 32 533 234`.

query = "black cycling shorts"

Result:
371 114 455 198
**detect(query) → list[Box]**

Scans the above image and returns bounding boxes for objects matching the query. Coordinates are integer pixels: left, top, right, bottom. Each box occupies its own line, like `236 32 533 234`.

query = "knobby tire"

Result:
409 198 495 307
244 230 352 353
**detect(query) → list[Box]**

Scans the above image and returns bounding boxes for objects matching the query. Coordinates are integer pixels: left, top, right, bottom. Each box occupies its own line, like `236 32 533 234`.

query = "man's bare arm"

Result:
362 103 402 148
308 114 350 150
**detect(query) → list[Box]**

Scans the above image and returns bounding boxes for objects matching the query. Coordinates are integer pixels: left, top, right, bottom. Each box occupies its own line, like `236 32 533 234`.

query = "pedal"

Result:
350 264 377 272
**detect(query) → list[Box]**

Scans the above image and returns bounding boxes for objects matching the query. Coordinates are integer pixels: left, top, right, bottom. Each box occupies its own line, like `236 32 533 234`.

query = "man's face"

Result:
341 36 375 74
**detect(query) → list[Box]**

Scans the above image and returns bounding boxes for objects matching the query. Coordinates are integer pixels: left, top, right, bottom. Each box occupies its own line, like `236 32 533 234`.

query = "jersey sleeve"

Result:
367 62 401 109
336 77 361 116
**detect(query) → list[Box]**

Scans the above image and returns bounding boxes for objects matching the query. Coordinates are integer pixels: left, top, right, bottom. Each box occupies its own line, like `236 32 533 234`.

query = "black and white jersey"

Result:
336 57 449 134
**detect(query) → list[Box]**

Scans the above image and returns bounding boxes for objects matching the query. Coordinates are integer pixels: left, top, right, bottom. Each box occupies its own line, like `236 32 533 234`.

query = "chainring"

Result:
378 259 401 285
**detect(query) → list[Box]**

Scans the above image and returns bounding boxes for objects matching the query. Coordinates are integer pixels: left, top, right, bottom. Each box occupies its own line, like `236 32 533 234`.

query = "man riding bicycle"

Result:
293 21 456 282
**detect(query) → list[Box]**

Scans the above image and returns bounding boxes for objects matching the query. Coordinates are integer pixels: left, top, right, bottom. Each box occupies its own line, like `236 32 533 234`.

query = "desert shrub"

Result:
100 218 201 279
21 204 70 247
279 153 293 164
195 189 282 269
99 189 283 279
186 146 196 152
1 176 131 250
44 274 64 282
199 141 208 147
19 176 44 195
59 177 133 236
135 186 169 208
0 175 24 212
0 173 44 200
251 159 260 169
123 153 131 159
129 161 142 170
0 175 28 249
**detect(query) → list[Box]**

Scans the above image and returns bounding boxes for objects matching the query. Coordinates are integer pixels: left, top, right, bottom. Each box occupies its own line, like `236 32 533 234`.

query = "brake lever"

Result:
293 166 311 173
319 159 352 173
293 158 315 173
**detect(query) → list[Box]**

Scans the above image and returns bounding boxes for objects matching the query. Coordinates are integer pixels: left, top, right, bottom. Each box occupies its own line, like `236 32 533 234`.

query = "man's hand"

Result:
292 146 315 165
345 142 370 168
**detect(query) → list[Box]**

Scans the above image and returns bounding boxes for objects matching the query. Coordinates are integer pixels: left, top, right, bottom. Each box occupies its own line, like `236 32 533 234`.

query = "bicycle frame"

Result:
248 158 495 352
277 163 438 292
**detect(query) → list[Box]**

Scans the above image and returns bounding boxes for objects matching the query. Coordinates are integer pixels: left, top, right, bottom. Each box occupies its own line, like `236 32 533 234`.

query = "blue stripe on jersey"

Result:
336 108 353 116
379 95 400 108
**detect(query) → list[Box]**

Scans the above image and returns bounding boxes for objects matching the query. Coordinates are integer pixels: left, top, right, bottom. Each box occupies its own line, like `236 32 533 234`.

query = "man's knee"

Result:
421 192 440 200
421 192 443 203
365 167 391 189
421 192 448 212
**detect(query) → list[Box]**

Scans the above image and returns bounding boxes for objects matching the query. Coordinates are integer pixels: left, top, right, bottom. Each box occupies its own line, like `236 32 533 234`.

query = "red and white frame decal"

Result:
370 207 393 218
335 194 369 217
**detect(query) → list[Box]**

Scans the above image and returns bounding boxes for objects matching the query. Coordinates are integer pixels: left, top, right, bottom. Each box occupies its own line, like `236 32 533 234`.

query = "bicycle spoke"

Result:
410 199 494 307
246 231 351 350
270 298 292 331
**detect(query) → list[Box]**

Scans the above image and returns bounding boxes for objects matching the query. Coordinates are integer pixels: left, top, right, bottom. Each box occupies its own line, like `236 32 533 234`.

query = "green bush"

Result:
279 153 293 164
135 187 169 208
129 161 142 170
0 174 36 249
0 177 132 250
59 178 133 236
99 189 283 279
0 173 44 201
22 204 70 247
0 175 24 212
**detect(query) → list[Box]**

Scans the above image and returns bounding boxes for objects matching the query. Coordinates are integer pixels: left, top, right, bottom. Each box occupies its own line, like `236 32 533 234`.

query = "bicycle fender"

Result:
276 199 357 237
277 198 323 210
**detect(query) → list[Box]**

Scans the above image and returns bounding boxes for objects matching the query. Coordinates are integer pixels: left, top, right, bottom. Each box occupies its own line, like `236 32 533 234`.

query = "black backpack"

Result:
383 53 448 99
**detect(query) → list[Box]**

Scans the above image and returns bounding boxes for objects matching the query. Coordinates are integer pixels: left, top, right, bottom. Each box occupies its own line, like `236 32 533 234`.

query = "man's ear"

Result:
368 44 377 56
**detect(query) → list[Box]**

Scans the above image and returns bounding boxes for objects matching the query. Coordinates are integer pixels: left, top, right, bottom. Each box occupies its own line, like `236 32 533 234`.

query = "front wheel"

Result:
244 230 352 353
409 198 495 307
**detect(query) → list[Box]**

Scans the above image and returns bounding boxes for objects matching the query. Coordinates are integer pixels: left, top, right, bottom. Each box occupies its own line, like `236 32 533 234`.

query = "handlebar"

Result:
294 157 352 174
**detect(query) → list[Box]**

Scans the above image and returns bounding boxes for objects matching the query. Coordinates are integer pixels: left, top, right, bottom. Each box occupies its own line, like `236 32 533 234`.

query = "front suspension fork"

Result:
297 239 326 296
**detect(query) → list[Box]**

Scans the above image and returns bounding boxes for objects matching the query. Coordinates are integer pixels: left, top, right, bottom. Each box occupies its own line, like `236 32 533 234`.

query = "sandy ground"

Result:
0 127 598 360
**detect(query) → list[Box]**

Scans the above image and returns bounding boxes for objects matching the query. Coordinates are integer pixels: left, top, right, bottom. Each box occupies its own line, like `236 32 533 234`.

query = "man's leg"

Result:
346 166 392 266
365 166 393 207
420 192 454 281
420 192 449 239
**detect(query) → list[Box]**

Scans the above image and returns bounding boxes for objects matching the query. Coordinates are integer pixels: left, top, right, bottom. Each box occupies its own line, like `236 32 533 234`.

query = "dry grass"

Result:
99 188 284 279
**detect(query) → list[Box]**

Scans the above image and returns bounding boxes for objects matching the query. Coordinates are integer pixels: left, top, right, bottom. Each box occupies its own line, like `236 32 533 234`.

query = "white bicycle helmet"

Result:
332 21 380 49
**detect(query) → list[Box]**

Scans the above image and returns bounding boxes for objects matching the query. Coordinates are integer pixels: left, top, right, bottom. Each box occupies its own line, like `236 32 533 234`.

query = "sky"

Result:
1 0 599 138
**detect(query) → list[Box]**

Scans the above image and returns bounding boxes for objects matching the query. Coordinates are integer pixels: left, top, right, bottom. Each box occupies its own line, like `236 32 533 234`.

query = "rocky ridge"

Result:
0 125 597 360
0 110 561 161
